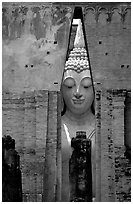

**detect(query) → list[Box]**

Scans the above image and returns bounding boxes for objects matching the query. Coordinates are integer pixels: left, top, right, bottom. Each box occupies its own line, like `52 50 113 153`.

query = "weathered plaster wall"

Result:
2 2 73 201
95 88 131 202
83 2 131 201
83 2 131 90
2 2 73 92
2 90 61 201
2 2 131 202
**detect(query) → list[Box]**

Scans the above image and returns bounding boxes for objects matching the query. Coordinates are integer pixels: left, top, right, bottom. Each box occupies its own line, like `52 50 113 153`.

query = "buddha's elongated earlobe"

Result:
92 100 95 115
61 92 66 116
61 94 64 112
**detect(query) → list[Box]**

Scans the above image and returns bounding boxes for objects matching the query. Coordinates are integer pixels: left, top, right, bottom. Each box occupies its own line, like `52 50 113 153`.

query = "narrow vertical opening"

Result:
61 6 95 202
61 6 95 114
64 7 95 95
124 92 131 160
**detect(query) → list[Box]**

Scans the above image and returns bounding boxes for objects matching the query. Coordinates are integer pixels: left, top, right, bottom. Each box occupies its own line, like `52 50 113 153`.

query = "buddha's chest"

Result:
61 124 95 201
61 123 95 161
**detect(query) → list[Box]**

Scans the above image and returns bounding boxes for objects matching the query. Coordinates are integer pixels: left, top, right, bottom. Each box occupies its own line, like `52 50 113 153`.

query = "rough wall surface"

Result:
2 2 131 202
2 2 72 201
83 2 131 201
3 91 46 201
83 2 131 90
95 88 131 202
2 2 73 92
2 90 61 201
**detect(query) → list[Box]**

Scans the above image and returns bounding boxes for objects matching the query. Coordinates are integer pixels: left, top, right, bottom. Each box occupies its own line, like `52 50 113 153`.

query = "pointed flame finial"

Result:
74 19 85 48
64 19 90 73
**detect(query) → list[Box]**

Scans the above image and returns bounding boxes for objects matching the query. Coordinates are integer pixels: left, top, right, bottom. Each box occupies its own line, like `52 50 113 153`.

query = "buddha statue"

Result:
61 19 95 202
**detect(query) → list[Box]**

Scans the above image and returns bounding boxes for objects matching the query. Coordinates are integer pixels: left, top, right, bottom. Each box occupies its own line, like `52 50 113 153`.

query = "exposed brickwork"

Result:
2 135 22 201
83 3 131 201
95 85 101 202
124 91 131 157
2 92 25 169
56 92 62 201
100 90 115 201
35 90 48 201
2 2 131 202
2 90 50 201
43 91 61 201
84 3 131 90
111 90 131 202
23 92 36 201
115 147 131 201
94 88 131 202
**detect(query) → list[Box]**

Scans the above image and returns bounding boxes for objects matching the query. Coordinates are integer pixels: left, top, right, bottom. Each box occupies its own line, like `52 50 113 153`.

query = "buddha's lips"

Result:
72 99 85 104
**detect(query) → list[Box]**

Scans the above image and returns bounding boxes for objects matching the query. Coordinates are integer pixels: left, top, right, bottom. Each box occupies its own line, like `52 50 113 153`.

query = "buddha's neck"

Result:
64 108 94 127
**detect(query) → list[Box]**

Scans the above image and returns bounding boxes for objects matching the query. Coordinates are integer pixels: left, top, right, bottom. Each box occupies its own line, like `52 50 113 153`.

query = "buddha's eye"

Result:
81 77 92 89
84 84 92 89
84 86 89 89
63 77 75 89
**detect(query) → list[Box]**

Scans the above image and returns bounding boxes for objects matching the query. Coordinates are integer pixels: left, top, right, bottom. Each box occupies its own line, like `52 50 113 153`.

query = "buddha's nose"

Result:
74 91 83 99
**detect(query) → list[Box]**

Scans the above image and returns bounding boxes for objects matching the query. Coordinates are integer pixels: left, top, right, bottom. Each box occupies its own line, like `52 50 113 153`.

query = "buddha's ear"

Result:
61 91 66 116
91 99 95 115
61 93 64 112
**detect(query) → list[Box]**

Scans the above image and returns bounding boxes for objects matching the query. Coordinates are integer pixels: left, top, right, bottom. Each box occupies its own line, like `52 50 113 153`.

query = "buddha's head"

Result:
61 48 94 116
61 69 94 116
61 19 94 116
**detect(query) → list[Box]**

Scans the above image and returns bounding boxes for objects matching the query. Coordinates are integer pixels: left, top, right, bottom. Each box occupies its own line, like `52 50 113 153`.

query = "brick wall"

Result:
84 3 131 90
83 2 131 201
2 2 131 202
95 88 131 202
2 90 61 201
2 2 73 93
3 88 130 201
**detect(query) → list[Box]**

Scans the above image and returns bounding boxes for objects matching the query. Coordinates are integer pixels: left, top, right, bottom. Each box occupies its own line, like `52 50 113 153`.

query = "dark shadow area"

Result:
2 135 22 202
124 91 131 161
61 6 95 201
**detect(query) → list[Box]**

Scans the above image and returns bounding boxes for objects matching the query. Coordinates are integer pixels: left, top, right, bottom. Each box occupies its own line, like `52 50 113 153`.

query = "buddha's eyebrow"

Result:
63 77 76 85
63 76 75 82
80 77 92 83
64 76 74 80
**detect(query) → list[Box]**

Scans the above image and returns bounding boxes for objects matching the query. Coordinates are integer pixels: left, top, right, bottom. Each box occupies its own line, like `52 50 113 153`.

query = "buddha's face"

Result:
62 70 94 115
